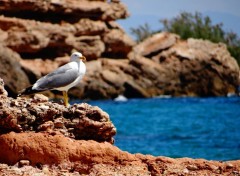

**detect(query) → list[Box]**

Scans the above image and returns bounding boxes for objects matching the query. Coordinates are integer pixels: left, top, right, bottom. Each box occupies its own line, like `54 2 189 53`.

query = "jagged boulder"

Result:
0 82 116 143
128 33 240 97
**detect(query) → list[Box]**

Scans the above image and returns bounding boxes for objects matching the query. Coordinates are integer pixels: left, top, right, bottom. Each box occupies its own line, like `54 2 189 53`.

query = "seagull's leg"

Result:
63 91 70 107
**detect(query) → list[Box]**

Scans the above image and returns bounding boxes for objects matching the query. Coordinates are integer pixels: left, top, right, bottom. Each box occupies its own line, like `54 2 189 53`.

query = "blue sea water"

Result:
72 97 240 161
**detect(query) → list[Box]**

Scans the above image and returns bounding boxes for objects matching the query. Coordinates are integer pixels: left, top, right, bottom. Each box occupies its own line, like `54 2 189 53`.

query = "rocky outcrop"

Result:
0 0 129 22
78 33 239 99
0 16 133 60
0 132 240 175
103 28 135 58
11 31 240 99
70 33 240 99
0 93 116 144
0 0 239 99
0 78 240 175
0 0 135 97
134 34 240 96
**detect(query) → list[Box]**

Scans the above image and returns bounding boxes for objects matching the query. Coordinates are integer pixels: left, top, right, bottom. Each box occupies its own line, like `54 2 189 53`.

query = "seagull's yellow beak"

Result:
80 56 86 62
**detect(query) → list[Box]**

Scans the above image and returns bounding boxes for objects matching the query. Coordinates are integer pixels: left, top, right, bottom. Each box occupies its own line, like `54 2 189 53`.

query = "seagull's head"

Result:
70 52 86 62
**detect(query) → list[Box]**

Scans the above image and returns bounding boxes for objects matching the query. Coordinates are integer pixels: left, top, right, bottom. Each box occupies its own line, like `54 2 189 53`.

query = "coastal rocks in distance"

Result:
0 0 239 99
70 33 240 99
17 32 240 99
0 80 116 143
77 58 160 99
129 32 240 97
0 132 240 175
70 34 240 99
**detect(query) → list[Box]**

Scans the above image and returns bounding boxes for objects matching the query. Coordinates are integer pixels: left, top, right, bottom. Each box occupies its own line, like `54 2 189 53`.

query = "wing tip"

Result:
18 86 41 96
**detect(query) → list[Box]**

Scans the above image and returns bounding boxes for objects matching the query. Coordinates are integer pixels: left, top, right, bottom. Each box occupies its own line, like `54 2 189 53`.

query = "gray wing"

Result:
34 63 78 90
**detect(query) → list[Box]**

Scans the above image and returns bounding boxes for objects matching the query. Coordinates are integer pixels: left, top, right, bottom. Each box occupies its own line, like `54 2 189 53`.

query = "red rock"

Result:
0 132 133 165
0 132 239 175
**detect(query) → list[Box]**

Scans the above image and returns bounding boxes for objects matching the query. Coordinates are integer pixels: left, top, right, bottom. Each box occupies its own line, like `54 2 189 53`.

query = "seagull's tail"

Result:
18 86 42 96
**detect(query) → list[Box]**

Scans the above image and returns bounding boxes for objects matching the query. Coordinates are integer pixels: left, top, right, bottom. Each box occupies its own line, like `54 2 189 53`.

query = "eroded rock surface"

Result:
70 37 240 99
0 0 239 98
0 79 240 175
130 33 240 96
0 132 239 176
0 0 129 22
17 32 240 99
0 82 116 143
0 16 111 59
0 0 136 97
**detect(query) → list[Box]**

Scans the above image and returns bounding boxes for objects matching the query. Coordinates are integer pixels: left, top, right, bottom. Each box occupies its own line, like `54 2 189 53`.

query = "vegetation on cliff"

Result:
131 12 240 64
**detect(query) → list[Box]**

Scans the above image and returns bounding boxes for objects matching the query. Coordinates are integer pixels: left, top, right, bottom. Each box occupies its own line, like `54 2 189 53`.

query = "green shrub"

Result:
130 23 153 42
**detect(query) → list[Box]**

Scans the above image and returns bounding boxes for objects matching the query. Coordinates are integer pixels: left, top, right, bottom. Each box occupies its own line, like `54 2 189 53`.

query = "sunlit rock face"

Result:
0 0 239 99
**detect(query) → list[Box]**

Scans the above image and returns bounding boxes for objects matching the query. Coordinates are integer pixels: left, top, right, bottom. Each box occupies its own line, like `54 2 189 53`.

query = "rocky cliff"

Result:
0 78 240 175
0 0 134 97
0 0 239 99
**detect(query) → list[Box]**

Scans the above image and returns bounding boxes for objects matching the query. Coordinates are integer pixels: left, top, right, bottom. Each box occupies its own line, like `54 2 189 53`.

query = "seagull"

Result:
18 52 87 107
